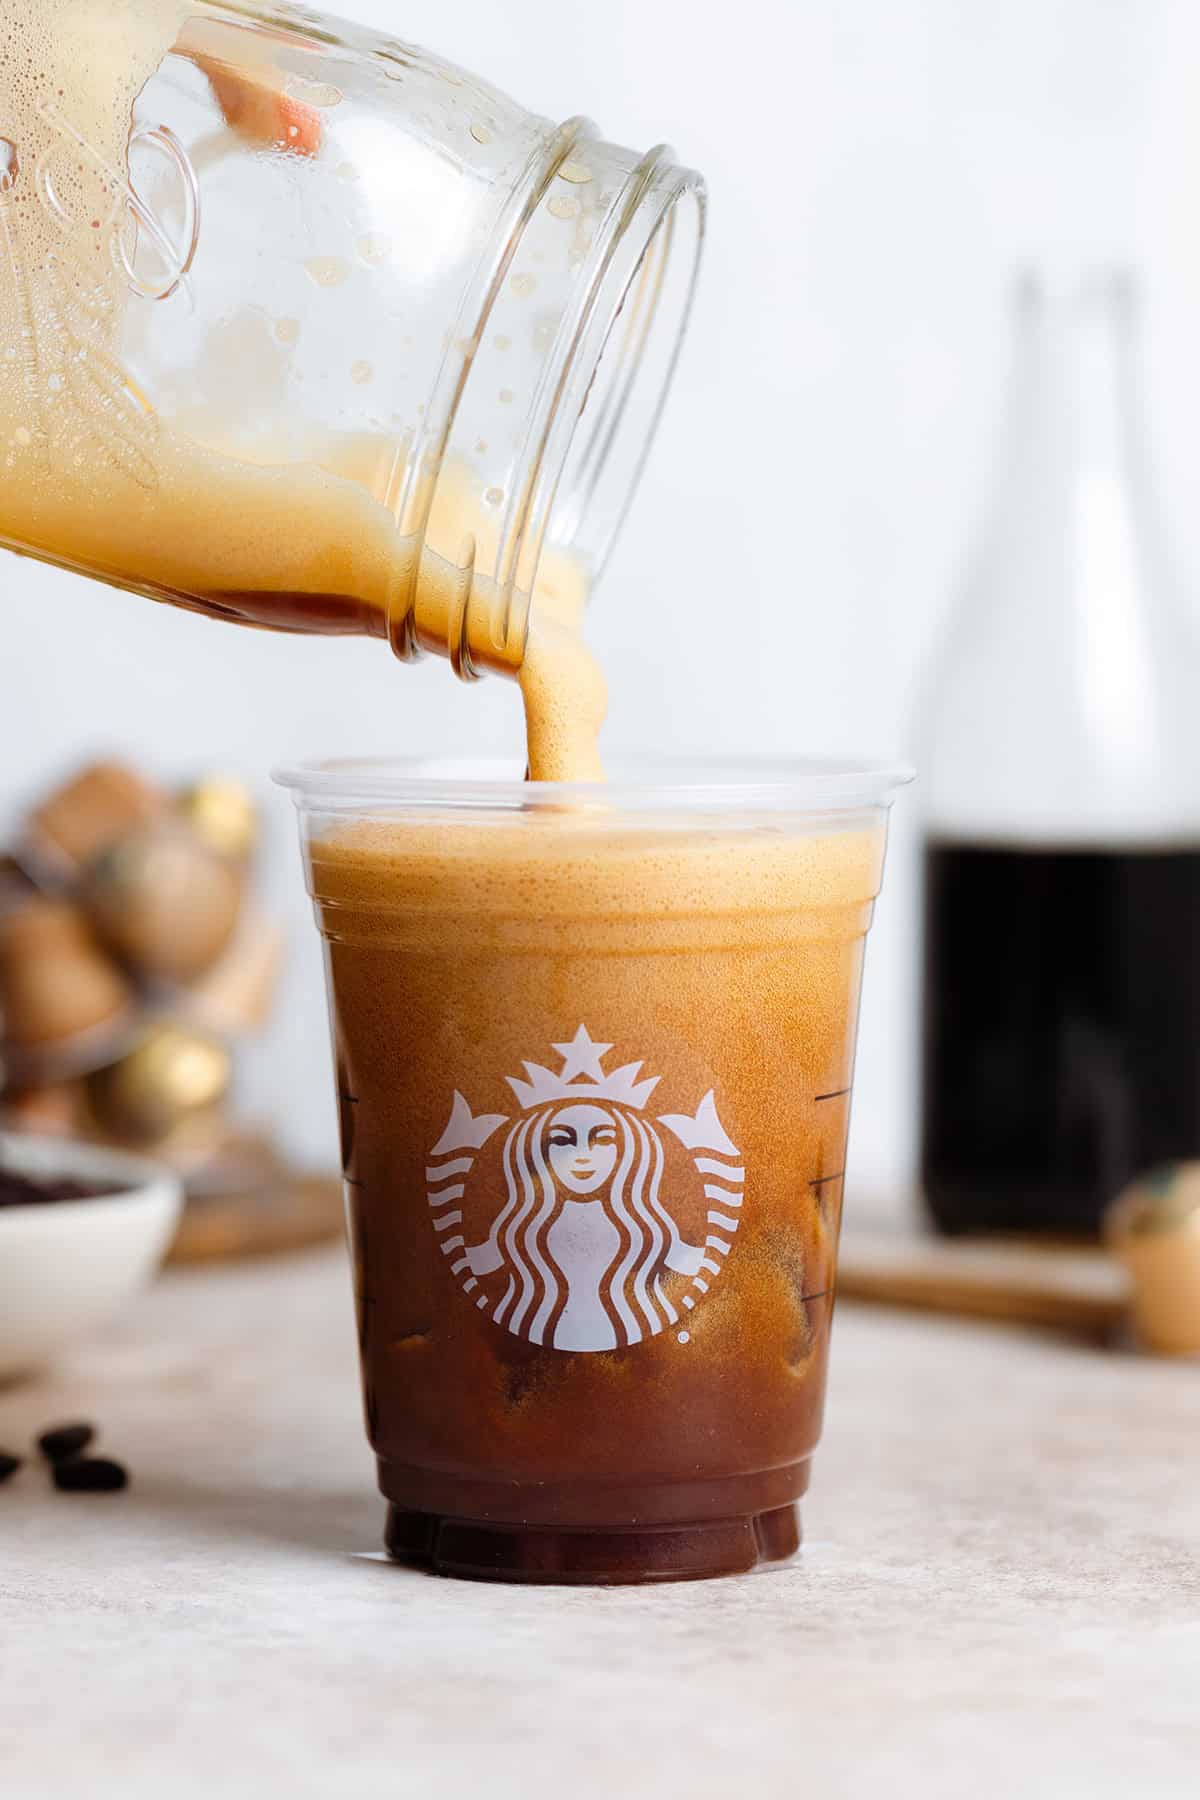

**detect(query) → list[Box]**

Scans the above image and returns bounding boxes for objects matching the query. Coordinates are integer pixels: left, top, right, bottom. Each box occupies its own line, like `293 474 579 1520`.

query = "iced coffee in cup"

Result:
279 758 907 1584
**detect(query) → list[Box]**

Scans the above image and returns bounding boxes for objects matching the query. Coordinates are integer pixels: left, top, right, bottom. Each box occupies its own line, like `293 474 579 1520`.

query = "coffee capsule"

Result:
177 778 259 862
179 915 283 1037
0 856 34 905
23 762 166 882
85 1024 232 1146
1106 1164 1200 1356
150 1109 239 1177
80 824 243 986
179 1125 289 1199
0 896 131 1066
0 1080 86 1137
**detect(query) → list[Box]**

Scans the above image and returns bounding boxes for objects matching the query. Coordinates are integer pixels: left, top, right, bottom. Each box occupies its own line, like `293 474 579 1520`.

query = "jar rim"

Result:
534 148 707 595
274 754 914 815
394 128 707 681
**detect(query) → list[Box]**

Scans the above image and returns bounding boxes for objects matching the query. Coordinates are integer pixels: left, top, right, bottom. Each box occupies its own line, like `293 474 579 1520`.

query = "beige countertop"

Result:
3 1246 1198 1798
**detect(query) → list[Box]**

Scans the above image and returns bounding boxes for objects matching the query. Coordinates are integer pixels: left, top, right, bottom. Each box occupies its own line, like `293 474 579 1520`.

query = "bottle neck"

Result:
1002 271 1139 517
1072 279 1133 479
390 124 705 678
923 269 1198 846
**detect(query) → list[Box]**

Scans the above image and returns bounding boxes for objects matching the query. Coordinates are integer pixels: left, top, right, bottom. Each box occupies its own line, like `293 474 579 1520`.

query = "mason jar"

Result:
0 0 705 678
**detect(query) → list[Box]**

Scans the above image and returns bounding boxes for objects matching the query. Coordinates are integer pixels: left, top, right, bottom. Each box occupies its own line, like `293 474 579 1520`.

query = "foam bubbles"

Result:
304 255 351 288
286 76 342 108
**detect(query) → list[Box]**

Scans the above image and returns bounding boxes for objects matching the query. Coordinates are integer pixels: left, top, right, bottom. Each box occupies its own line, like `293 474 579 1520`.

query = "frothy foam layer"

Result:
309 815 886 948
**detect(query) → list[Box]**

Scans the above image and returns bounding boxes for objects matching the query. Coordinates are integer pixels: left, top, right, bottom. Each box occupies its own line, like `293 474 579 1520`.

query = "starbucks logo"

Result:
426 1026 744 1353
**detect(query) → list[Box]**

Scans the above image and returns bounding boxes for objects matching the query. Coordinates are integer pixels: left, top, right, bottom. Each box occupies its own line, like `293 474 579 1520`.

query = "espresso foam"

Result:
0 1 604 778
309 814 885 949
519 613 607 782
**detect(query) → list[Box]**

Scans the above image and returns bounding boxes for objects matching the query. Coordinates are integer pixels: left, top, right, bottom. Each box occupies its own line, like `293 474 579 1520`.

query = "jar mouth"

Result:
274 754 913 818
395 129 707 681
538 152 706 591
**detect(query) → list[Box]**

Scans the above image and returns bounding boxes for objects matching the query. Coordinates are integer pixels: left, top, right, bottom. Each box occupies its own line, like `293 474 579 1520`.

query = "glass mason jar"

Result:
0 0 704 678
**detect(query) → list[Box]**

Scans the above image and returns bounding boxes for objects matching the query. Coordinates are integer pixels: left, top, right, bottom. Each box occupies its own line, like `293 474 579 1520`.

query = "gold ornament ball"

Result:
1106 1164 1200 1356
87 1024 232 1146
177 778 259 861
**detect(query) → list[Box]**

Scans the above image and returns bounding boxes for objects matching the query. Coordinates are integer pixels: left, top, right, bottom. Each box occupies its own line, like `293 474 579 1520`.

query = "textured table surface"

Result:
2 1246 1198 1798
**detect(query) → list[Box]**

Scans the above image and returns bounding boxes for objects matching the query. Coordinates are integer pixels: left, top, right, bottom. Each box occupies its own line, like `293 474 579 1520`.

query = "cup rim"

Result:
273 754 914 814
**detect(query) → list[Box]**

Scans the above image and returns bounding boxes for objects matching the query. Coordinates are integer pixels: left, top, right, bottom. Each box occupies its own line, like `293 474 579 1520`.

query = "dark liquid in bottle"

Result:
921 841 1200 1236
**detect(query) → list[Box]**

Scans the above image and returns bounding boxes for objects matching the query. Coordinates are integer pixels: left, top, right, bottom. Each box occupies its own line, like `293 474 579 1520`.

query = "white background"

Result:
5 0 1200 1208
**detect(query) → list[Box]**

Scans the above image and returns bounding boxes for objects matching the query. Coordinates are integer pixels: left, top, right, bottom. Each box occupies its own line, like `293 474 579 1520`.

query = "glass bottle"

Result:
0 0 704 679
919 269 1200 1236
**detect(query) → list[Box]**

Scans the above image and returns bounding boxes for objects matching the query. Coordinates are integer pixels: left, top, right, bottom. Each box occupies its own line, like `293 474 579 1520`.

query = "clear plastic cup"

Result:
277 756 910 1584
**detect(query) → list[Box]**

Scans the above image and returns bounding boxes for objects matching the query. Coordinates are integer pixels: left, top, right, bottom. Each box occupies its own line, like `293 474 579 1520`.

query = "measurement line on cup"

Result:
339 1091 360 1104
814 1087 850 1103
810 1171 844 1188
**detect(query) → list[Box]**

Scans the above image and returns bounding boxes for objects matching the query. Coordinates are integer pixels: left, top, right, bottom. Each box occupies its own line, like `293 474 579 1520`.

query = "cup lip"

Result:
273 753 914 815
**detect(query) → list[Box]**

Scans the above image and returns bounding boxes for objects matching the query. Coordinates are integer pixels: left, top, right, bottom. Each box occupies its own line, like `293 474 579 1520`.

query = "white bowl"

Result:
0 1133 183 1381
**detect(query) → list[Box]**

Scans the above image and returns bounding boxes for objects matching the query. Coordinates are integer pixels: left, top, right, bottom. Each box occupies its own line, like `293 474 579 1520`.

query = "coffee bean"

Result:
52 1458 128 1494
37 1423 95 1464
0 1451 21 1483
0 1167 125 1210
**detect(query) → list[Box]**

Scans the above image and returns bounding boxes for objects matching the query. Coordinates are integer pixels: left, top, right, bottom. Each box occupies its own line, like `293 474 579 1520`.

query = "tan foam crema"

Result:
310 814 886 951
0 0 603 779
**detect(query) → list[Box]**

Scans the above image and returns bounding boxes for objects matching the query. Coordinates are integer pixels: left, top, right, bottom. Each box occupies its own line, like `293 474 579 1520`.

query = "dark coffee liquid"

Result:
0 1165 123 1209
201 591 385 637
922 841 1200 1236
309 817 884 1582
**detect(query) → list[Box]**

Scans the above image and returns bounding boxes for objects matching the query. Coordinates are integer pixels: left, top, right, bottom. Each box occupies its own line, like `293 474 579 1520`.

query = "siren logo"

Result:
425 1027 745 1353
